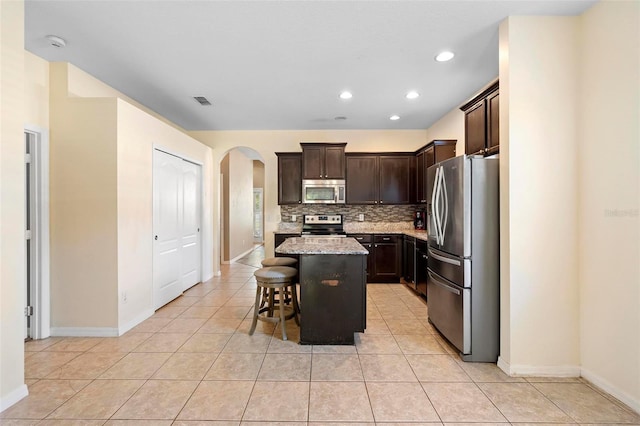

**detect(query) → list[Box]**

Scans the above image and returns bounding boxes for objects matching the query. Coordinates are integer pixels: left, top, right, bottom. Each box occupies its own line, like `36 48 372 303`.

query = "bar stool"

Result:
250 266 300 340
260 257 299 313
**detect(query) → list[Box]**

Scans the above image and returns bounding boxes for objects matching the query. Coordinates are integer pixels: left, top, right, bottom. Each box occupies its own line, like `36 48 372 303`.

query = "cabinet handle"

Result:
375 244 378 248
382 237 390 241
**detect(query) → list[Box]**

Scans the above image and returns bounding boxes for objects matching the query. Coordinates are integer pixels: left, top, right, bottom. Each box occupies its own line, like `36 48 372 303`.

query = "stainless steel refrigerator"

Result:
426 155 499 362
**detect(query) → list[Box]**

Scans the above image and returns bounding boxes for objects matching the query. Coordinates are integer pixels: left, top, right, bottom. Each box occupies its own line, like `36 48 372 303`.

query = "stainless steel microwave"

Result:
302 179 346 204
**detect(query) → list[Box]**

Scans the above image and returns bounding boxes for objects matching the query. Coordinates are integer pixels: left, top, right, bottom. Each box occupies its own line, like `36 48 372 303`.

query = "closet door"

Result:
181 160 201 290
153 150 184 309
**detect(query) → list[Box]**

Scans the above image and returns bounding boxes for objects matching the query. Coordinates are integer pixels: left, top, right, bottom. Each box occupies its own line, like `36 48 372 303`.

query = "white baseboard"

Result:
497 357 639 415
581 367 640 414
0 384 29 413
118 309 154 336
223 247 256 265
50 327 119 337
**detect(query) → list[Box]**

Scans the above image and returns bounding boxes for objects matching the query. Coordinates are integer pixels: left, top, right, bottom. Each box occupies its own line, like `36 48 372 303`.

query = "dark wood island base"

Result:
275 237 368 345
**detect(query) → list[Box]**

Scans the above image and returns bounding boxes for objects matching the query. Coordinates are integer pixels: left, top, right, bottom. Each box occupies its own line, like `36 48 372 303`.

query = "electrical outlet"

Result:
291 214 297 222
121 291 127 303
358 213 364 222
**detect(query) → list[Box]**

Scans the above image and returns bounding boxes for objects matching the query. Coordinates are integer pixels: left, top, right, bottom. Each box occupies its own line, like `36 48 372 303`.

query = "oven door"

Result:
427 269 470 354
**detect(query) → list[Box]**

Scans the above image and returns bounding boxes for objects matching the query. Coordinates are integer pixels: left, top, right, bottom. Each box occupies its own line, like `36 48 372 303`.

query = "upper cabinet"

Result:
460 80 499 157
415 140 456 203
346 153 415 204
276 152 302 204
301 143 346 179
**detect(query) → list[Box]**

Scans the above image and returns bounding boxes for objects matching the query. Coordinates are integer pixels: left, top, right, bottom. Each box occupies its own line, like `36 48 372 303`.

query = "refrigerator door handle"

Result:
441 169 448 245
432 166 442 245
428 271 461 295
428 249 461 266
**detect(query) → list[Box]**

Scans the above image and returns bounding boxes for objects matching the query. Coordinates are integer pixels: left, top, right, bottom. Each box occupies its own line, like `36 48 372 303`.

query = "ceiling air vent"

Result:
193 96 212 106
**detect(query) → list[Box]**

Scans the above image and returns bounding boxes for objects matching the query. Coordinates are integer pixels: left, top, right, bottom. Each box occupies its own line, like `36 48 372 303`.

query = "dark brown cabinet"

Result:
371 235 402 282
415 140 456 203
301 143 346 179
276 153 302 204
346 154 415 204
350 234 401 283
460 80 499 156
349 234 374 282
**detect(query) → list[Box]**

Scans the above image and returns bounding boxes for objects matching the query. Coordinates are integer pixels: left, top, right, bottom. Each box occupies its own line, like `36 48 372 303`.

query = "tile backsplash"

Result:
280 204 422 223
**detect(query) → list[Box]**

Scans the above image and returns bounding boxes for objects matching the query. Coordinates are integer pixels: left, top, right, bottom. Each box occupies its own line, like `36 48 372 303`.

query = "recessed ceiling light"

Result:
339 91 353 100
390 115 400 121
406 91 420 99
435 51 455 62
45 35 67 48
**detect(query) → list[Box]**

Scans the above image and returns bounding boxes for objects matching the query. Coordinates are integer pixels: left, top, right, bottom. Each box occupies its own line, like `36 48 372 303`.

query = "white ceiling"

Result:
25 0 597 131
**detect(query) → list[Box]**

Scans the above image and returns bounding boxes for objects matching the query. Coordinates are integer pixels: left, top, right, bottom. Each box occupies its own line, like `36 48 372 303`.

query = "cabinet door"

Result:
403 237 416 283
363 242 374 283
416 151 426 203
373 242 401 281
486 91 500 155
464 100 486 156
346 155 378 204
379 155 414 204
324 145 346 179
302 146 324 179
425 146 435 168
433 143 456 164
278 153 302 204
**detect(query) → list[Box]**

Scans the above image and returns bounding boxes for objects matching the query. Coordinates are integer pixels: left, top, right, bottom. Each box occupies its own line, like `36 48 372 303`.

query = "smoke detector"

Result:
45 35 67 48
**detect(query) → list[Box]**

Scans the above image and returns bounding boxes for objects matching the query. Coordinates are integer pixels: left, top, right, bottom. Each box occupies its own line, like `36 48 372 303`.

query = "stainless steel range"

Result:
301 214 346 237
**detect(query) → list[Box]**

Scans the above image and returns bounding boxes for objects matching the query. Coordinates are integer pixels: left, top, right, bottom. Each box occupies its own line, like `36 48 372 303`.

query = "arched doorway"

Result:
219 147 265 265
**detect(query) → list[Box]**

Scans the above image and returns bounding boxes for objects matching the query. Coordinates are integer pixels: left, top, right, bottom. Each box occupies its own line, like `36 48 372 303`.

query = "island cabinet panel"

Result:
299 254 367 344
346 153 415 205
301 143 346 179
460 80 499 156
415 140 456 203
276 153 302 205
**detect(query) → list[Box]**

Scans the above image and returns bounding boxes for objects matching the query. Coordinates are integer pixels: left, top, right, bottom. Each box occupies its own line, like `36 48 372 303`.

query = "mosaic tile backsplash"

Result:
280 204 422 223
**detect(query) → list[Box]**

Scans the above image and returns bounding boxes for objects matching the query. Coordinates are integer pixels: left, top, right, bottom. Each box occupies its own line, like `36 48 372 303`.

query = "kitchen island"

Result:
276 237 368 345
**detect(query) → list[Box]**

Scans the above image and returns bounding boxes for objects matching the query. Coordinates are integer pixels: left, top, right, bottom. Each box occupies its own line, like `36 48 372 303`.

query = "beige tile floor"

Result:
4 248 640 425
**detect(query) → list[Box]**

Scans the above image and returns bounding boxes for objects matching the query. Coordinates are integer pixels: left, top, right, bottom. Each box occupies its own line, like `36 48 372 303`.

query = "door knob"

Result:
154 235 158 240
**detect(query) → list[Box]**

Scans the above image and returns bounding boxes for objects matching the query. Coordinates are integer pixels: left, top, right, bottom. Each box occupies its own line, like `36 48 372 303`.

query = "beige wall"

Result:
578 0 640 410
50 63 120 330
425 107 466 156
25 51 50 127
116 100 214 331
498 15 581 374
189 130 427 263
0 0 28 410
225 150 255 260
48 63 215 334
253 160 265 188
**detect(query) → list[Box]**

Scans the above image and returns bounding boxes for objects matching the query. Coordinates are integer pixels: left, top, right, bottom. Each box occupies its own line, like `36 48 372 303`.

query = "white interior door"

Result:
153 150 184 309
181 160 201 290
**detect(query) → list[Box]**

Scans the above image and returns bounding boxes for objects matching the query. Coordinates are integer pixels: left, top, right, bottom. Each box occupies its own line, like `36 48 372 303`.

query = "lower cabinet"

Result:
415 239 428 297
402 235 416 289
350 234 401 283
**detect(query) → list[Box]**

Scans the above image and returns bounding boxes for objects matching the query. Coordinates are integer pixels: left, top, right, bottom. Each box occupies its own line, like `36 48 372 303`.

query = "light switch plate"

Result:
358 213 364 222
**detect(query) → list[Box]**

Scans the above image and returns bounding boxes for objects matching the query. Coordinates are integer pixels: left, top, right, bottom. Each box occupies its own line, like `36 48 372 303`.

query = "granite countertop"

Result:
276 237 369 255
275 222 429 241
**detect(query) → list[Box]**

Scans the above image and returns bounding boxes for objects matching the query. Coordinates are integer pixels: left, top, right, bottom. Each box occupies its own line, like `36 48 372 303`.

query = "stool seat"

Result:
261 257 298 267
254 266 297 283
